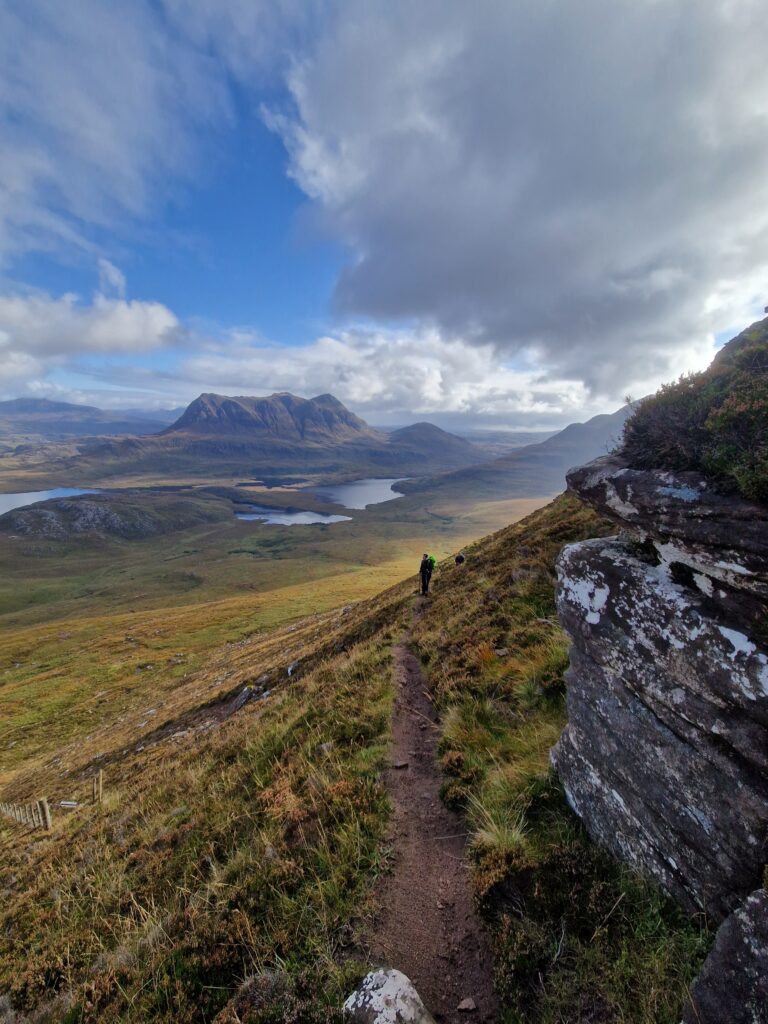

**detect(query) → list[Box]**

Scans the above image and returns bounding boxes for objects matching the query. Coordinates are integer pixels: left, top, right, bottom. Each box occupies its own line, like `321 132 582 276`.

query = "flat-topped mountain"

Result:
164 392 373 441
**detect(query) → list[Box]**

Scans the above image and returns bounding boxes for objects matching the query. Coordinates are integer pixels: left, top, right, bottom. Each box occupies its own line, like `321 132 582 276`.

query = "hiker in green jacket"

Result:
420 553 436 595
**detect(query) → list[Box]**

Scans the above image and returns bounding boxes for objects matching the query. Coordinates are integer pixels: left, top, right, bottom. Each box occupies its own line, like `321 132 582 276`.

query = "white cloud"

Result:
2 1 768 421
0 286 180 392
178 326 604 426
263 0 768 397
0 0 230 261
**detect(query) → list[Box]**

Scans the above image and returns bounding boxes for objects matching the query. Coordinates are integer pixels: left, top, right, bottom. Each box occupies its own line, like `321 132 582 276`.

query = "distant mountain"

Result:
64 392 489 481
396 404 633 500
388 421 480 461
164 392 373 441
0 398 171 439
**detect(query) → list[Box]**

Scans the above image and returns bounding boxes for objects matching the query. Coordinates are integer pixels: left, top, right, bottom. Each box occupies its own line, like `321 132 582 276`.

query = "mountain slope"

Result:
164 392 374 441
61 392 488 482
0 398 169 439
1 496 708 1022
397 403 632 499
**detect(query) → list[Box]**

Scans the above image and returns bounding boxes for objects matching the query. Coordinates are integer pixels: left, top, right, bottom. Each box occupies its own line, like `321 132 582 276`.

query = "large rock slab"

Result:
344 970 436 1024
567 455 768 600
683 889 768 1023
552 536 768 921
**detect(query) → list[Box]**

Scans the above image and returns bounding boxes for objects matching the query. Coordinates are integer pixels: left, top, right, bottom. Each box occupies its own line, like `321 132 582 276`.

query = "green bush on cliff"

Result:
621 317 768 502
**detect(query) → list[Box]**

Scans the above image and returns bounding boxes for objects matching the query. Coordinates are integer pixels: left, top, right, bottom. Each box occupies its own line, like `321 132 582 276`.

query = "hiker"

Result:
419 552 436 595
455 552 466 566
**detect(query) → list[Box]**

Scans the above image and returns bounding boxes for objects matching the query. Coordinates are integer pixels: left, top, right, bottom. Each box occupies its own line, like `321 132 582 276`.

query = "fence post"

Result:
98 769 103 804
38 799 52 831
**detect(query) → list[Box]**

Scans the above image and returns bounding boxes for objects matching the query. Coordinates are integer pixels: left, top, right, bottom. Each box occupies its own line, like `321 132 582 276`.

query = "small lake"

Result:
0 488 98 516
236 505 352 526
309 477 406 509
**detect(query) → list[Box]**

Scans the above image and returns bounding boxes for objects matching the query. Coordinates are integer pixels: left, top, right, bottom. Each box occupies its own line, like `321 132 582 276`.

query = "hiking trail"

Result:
361 600 499 1022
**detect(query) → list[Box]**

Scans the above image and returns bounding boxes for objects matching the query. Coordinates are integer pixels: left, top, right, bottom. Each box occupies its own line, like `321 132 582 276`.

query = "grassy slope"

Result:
410 495 710 1023
1 496 710 1023
0 493 542 787
1 580 414 1023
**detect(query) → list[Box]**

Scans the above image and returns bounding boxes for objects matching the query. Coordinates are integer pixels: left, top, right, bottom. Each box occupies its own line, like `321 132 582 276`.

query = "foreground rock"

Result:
568 454 768 607
682 889 768 1023
553 455 768 922
344 970 436 1024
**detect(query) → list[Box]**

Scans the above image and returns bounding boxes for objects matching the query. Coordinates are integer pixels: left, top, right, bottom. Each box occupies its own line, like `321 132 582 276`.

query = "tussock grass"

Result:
411 494 711 1023
0 638 396 1022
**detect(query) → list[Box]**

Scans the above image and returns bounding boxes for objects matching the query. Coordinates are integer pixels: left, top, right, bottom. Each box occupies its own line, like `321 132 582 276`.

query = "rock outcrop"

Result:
682 888 768 1023
552 454 768 922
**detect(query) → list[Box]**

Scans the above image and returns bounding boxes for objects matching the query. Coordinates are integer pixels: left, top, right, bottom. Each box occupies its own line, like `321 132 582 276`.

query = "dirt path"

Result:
362 610 499 1022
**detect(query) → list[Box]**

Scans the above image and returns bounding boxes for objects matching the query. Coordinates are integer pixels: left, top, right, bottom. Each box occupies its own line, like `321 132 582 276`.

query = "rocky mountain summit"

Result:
553 452 768 1019
164 392 373 441
70 392 486 481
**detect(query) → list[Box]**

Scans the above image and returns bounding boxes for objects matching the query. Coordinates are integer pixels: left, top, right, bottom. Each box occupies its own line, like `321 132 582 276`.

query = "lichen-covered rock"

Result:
344 970 436 1024
553 537 768 920
683 889 768 1023
553 455 768 923
567 454 768 601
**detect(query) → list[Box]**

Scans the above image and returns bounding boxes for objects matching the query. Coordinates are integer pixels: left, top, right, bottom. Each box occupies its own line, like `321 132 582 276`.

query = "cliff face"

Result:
552 454 768 923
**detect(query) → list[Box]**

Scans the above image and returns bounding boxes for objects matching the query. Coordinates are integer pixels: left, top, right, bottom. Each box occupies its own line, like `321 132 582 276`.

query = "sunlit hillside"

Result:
1 496 710 1023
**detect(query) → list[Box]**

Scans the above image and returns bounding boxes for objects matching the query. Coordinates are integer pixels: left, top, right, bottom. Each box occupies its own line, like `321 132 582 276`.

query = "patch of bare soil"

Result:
362 610 499 1022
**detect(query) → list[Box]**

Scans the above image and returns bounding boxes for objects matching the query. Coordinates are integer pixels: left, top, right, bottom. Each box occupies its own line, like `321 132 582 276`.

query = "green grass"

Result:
410 495 711 1023
0 637 398 1023
1 493 714 1022
0 487 540 784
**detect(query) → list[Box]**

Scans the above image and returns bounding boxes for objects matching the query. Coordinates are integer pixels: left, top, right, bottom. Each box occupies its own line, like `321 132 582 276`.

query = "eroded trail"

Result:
363 615 499 1022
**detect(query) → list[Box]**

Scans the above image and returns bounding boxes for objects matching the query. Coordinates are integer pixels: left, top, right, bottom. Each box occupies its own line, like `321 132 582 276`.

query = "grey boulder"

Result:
344 970 436 1024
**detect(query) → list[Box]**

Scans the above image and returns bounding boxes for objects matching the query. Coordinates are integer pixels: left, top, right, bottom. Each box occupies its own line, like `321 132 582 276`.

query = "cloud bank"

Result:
266 0 768 394
0 287 179 388
2 1 768 423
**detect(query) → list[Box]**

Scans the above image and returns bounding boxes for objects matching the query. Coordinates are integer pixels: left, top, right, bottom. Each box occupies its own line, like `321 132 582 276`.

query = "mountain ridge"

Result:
396 402 632 499
0 397 172 439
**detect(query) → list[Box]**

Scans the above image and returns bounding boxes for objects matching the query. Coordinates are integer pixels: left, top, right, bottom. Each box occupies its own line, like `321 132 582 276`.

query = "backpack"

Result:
427 555 436 571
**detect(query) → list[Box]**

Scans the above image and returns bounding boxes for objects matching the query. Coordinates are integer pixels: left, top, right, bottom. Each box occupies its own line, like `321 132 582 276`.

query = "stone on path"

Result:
344 969 436 1024
457 997 477 1011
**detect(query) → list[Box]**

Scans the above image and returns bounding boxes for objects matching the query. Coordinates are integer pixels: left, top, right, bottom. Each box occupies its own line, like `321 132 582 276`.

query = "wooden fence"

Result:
1 798 52 831
1 770 104 833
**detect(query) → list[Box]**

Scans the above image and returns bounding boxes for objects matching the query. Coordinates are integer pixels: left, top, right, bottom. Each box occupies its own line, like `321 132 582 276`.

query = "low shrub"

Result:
621 317 768 502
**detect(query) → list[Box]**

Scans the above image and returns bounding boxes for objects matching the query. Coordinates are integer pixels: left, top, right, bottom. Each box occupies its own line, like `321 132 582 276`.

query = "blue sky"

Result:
1 1 767 429
10 102 342 342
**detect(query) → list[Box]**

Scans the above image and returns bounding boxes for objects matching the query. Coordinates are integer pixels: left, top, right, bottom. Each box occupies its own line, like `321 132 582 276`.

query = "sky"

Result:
1 0 768 431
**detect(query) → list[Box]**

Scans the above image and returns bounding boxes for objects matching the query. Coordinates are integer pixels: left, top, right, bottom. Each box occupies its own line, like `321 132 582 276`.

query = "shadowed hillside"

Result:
397 403 632 500
0 399 169 440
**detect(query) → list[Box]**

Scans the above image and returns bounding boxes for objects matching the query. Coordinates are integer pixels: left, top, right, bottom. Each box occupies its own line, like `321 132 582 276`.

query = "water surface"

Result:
310 477 406 509
0 488 97 516
236 505 352 526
